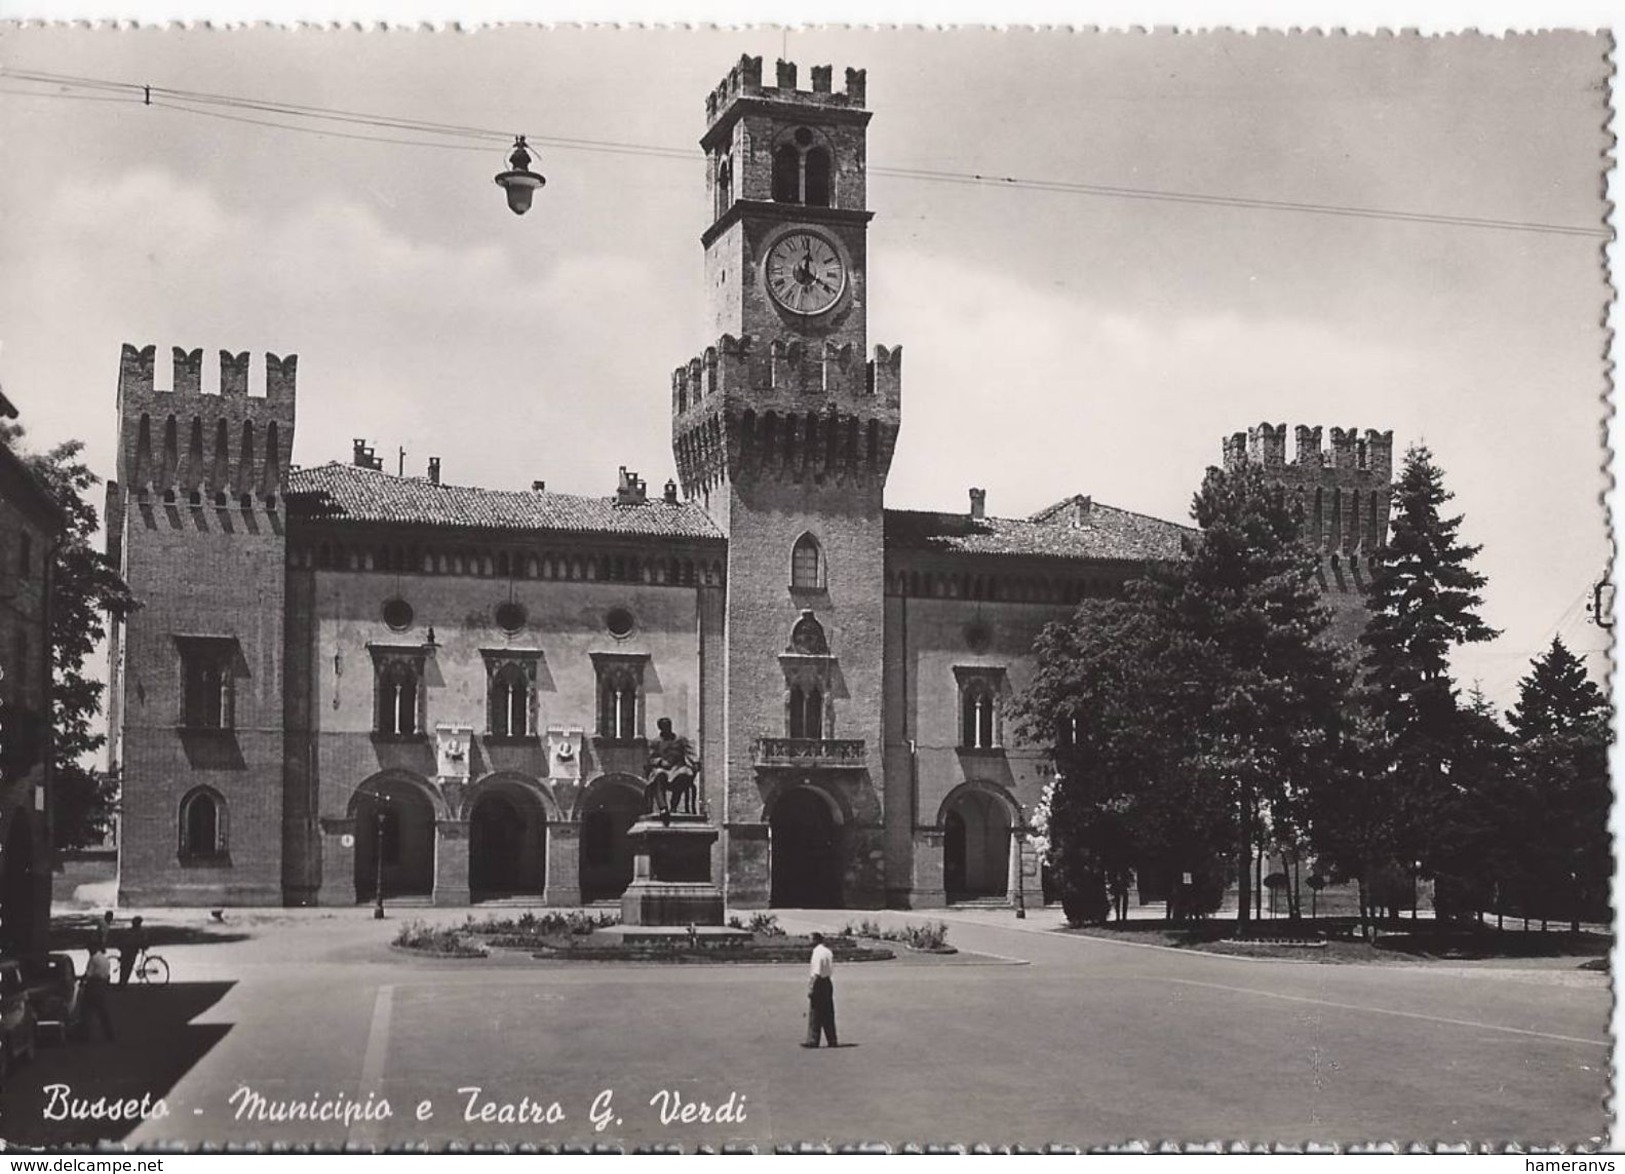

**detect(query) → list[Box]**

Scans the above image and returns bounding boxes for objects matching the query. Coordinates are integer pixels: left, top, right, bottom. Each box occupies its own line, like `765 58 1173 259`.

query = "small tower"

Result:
1221 422 1395 644
109 345 298 906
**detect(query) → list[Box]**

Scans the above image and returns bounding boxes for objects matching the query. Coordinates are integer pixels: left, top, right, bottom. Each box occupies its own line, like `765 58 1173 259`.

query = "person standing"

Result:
118 916 148 986
92 910 114 953
802 932 838 1048
80 945 116 1042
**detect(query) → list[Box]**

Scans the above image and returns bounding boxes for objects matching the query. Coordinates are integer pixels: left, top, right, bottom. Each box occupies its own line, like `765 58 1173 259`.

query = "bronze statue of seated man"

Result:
645 717 700 821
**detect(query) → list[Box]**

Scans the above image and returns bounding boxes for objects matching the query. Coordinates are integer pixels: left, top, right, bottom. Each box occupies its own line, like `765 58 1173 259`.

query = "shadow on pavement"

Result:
48 913 251 951
1 982 235 1148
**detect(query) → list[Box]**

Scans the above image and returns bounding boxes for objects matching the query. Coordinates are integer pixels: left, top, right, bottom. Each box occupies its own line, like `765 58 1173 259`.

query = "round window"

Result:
494 601 527 634
605 607 635 639
965 619 993 653
382 598 414 632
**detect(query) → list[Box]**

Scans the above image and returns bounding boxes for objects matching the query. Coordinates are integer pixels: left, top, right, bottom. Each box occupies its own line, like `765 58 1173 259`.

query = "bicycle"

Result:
134 949 169 986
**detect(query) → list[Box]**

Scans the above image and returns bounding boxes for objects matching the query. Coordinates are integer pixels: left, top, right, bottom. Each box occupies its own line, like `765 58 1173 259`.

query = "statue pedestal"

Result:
619 814 727 927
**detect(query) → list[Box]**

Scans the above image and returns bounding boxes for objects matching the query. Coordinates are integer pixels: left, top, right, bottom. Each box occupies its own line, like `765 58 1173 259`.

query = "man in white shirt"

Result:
802 932 838 1048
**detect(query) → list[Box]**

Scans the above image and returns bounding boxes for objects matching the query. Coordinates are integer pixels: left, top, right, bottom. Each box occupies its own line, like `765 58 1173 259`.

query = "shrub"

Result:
393 920 481 956
900 921 950 951
728 915 745 930
749 912 785 937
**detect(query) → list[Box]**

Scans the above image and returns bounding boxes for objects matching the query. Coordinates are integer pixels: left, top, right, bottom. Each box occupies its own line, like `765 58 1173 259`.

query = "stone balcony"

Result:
752 737 867 769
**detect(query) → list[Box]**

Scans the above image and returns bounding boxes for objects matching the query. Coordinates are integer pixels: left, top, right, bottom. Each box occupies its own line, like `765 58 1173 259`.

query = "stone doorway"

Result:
944 787 1011 901
468 786 547 900
578 776 643 903
770 786 841 908
353 783 436 901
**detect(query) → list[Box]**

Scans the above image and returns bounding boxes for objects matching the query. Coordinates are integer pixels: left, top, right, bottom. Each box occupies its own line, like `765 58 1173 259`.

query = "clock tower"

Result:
672 56 902 908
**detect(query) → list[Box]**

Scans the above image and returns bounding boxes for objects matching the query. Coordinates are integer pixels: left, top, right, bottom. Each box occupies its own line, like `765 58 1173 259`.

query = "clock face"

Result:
764 231 847 316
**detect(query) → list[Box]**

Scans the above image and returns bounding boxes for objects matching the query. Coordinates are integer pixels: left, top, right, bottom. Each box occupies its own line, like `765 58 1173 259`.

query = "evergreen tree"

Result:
1506 638 1610 931
2 424 137 848
1357 444 1496 901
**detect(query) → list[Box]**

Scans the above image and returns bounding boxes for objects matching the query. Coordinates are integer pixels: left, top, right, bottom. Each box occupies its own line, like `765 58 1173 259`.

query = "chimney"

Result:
427 457 441 485
531 480 547 492
615 466 647 506
968 487 987 520
663 478 679 505
1070 496 1093 528
352 439 381 470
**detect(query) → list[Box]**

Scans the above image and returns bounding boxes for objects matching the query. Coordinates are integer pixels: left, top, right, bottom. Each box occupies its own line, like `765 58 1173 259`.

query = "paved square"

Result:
4 909 1609 1149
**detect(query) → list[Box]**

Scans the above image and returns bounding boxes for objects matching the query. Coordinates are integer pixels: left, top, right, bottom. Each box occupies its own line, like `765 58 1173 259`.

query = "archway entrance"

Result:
770 786 841 908
353 782 436 902
469 786 547 899
579 777 643 903
943 788 1011 901
0 811 36 956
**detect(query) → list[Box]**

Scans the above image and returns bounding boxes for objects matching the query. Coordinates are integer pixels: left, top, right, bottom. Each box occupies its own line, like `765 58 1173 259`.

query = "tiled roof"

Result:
285 463 723 541
886 496 1195 562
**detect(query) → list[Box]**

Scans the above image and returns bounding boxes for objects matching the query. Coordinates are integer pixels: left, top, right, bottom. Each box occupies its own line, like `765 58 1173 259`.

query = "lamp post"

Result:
373 799 389 920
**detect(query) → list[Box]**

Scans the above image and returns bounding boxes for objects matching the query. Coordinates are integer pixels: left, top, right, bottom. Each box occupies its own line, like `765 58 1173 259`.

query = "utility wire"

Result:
1 66 1609 239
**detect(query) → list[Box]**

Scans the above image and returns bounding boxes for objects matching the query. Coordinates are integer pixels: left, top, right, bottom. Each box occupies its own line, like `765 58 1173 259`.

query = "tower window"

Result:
178 637 237 731
789 682 824 739
771 131 834 207
18 531 30 579
715 154 733 220
790 533 824 590
179 787 227 858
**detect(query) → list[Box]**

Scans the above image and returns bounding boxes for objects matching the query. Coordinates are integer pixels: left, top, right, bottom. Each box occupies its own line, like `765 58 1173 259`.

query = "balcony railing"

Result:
753 737 867 768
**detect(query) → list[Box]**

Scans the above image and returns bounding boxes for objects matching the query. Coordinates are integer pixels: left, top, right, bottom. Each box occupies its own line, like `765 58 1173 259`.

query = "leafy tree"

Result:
1505 638 1610 931
1017 461 1351 932
2 424 136 848
1355 444 1496 913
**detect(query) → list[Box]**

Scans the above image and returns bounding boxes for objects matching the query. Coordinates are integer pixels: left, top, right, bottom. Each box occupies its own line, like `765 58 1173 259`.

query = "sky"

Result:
0 26 1612 712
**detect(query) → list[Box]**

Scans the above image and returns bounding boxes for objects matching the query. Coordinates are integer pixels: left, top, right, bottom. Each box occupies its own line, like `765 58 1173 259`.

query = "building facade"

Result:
0 389 65 955
110 57 1392 910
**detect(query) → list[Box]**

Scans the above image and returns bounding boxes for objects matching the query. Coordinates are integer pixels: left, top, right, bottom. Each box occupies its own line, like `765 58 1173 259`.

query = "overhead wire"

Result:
0 66 1609 239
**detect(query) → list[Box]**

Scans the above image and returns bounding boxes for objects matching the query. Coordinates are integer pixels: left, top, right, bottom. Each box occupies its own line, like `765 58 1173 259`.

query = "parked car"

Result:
22 953 79 1044
0 960 37 1080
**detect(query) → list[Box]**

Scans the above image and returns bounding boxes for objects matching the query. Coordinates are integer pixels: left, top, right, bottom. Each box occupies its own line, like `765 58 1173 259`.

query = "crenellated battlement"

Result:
1223 421 1393 480
118 343 297 403
670 334 902 418
705 55 867 128
669 333 902 498
115 342 299 506
1221 421 1396 558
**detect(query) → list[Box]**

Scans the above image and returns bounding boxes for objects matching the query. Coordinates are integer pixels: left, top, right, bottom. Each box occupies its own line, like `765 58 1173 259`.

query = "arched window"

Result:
954 667 1007 751
771 129 835 206
18 531 31 578
789 683 824 739
376 660 421 736
489 662 532 738
791 534 824 590
715 154 733 220
179 788 226 857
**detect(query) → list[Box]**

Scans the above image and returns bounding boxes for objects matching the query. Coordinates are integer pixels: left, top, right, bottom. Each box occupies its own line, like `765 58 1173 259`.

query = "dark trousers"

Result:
805 976 837 1046
81 980 115 1042
118 951 136 986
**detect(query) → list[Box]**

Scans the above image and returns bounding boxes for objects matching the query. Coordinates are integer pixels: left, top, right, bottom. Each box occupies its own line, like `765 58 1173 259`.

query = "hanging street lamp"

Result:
494 136 546 215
